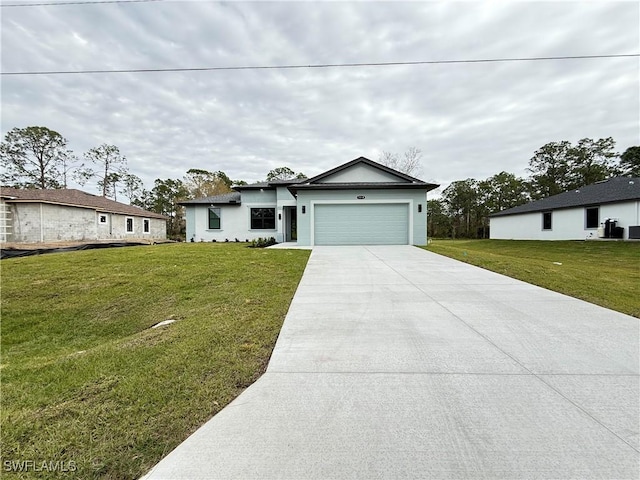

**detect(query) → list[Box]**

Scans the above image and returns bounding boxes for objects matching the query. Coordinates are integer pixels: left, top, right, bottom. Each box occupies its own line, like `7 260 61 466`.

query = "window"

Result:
542 211 552 230
126 217 134 233
99 214 107 223
208 207 221 229
585 207 599 229
251 208 276 229
143 219 150 234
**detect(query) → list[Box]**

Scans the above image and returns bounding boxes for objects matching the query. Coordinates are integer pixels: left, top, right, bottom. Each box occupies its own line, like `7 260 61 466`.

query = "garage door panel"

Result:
314 203 409 245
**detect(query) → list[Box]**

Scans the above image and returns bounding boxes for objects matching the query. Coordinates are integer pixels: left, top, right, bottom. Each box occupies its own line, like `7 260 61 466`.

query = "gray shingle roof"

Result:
179 192 242 205
289 182 438 191
288 157 439 194
0 187 167 219
233 178 308 190
234 181 270 190
266 178 309 185
491 177 640 217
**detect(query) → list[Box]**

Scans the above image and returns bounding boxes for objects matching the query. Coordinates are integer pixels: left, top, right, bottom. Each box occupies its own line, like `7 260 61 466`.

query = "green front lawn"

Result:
1 243 310 479
424 239 640 318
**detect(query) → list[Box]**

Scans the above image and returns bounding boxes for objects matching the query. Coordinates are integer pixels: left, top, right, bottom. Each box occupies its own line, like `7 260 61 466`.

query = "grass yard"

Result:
425 239 640 318
1 243 310 479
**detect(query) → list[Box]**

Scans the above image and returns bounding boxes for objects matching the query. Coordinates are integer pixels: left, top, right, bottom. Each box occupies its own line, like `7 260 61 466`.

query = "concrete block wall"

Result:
11 203 47 242
7 203 166 243
44 204 96 242
11 203 97 242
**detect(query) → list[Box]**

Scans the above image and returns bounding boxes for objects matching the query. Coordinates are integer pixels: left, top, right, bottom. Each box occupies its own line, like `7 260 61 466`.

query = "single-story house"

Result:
0 187 167 243
490 177 640 240
181 157 439 246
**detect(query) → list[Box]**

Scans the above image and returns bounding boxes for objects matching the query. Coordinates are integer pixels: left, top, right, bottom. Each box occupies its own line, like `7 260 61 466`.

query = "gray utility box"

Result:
629 226 640 240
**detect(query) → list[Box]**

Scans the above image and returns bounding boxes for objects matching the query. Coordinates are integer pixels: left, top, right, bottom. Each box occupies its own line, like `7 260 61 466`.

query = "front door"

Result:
286 207 297 241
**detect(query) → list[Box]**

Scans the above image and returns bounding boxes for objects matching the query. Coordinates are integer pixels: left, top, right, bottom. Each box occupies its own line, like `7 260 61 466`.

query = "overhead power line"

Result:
1 0 165 6
2 54 638 76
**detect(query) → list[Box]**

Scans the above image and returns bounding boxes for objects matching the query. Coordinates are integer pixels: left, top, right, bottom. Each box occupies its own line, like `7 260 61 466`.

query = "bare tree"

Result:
378 147 423 176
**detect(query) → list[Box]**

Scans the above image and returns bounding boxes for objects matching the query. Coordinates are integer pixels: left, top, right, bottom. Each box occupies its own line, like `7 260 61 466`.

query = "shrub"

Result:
248 237 277 248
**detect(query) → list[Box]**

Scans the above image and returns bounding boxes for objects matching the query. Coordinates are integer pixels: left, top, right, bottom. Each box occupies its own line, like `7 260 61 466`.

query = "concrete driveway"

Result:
143 246 639 479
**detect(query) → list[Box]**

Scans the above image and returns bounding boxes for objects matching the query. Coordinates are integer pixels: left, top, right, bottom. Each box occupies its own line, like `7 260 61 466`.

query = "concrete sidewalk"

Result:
143 246 639 479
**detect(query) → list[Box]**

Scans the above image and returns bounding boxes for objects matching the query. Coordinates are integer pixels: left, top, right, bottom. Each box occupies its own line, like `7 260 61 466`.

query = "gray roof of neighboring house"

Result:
491 177 640 217
0 187 167 219
179 192 242 205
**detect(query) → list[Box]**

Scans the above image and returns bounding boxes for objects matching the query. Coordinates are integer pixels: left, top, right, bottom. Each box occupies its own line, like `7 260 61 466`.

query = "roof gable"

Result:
288 157 439 194
306 157 424 184
314 161 407 184
491 177 640 217
0 187 167 219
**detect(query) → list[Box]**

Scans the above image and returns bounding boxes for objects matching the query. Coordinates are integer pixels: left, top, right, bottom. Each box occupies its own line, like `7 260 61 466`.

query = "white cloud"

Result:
1 1 638 194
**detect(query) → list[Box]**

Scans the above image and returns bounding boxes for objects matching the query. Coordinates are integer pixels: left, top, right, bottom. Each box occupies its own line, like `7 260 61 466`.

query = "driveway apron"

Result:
143 246 639 479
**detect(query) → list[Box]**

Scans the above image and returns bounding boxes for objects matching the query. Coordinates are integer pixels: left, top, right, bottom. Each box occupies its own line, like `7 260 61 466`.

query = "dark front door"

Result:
287 207 297 241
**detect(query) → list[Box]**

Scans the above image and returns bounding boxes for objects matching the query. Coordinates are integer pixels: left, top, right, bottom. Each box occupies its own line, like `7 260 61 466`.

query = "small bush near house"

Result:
249 237 277 248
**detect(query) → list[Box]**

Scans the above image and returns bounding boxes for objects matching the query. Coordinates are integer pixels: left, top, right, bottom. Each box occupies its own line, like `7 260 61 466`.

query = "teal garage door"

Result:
314 203 409 245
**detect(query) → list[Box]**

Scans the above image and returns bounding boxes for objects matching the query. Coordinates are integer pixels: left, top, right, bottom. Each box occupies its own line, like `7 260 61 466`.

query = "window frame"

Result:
126 217 134 233
208 207 221 230
250 207 276 230
585 206 599 229
542 211 552 231
143 218 150 234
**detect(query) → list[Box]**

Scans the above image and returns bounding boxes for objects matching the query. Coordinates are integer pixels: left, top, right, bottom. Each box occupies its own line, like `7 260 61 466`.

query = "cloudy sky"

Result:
1 0 638 197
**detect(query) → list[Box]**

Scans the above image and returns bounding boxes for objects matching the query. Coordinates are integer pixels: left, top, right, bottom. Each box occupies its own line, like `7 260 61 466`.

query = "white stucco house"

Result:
490 177 640 240
0 187 167 244
181 157 439 246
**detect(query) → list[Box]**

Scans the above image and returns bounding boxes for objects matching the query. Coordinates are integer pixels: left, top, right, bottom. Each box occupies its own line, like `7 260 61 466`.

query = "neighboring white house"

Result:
0 187 167 243
181 157 439 246
490 177 640 240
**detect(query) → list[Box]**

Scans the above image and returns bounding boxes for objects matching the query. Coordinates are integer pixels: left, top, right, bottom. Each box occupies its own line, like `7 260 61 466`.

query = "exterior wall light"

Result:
418 204 423 213
302 206 306 214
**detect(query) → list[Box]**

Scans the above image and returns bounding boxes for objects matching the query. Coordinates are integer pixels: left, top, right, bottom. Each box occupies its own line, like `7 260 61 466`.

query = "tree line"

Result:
429 139 639 238
0 126 306 238
2 126 638 240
